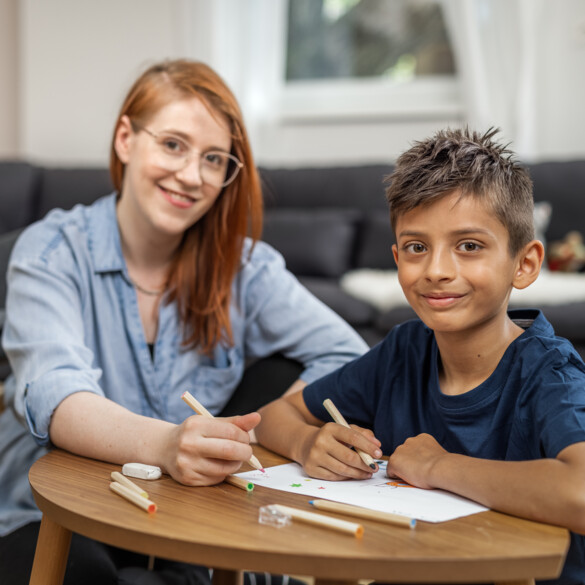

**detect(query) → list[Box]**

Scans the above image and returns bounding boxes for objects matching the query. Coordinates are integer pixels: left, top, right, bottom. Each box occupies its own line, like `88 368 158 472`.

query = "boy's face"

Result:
392 190 520 336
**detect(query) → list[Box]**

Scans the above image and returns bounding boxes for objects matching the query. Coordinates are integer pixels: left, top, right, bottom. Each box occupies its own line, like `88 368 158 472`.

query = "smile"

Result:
159 186 196 207
422 292 465 308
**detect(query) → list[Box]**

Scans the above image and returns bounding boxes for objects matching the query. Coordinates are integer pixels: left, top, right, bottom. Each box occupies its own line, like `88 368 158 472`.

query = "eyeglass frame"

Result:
131 121 244 188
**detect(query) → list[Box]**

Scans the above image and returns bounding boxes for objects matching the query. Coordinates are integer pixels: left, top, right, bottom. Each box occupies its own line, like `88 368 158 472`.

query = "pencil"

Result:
110 481 157 513
111 471 149 499
309 499 416 529
322 398 377 470
225 475 254 492
272 504 364 538
181 391 265 473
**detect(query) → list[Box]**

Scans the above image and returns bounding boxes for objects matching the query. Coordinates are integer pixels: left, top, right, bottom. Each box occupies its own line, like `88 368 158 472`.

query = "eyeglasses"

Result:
133 123 244 188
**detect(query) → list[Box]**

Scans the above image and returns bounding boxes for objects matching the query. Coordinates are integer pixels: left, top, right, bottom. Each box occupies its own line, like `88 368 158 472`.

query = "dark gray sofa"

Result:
1 159 584 389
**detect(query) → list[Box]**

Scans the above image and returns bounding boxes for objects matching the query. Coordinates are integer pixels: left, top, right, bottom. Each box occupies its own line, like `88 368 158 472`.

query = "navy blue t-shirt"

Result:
303 309 585 584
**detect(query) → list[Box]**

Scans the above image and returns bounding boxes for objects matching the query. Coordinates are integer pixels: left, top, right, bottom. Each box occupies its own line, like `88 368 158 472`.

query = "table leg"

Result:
213 568 243 585
29 515 72 585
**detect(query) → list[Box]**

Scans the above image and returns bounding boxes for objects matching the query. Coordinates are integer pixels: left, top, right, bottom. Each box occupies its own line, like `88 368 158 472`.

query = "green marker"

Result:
226 475 254 492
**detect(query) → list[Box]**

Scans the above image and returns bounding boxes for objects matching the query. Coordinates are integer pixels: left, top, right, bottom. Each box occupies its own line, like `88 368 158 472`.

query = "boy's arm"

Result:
256 391 381 480
387 433 585 534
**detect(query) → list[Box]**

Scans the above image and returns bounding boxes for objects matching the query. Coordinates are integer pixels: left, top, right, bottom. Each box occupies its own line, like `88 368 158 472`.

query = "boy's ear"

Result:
114 115 133 164
513 240 545 290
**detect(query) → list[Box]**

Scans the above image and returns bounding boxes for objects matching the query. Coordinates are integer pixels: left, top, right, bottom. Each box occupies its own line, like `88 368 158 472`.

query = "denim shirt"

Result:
0 193 368 535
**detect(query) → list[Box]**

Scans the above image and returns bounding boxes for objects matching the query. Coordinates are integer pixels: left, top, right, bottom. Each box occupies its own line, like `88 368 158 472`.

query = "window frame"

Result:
185 0 462 125
278 0 462 122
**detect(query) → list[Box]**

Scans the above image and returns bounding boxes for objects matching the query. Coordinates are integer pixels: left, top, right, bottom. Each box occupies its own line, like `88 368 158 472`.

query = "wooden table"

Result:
29 447 569 585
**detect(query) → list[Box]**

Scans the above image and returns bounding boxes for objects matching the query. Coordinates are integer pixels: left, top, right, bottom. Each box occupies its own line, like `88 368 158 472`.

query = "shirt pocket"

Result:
178 346 244 418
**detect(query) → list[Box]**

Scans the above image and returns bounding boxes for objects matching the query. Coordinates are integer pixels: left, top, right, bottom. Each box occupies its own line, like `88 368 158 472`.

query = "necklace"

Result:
129 277 166 296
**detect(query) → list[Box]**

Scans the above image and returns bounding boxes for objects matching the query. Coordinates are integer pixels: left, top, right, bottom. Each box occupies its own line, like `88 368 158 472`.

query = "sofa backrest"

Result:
260 165 397 277
527 160 585 242
1 160 584 283
34 168 114 222
0 162 42 232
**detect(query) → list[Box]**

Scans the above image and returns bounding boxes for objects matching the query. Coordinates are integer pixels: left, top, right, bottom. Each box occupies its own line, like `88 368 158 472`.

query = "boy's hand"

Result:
386 433 447 489
299 422 381 481
162 413 260 486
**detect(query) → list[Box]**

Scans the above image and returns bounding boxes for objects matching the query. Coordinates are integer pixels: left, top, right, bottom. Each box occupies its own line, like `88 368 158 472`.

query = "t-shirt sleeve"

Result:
303 335 392 428
532 354 585 458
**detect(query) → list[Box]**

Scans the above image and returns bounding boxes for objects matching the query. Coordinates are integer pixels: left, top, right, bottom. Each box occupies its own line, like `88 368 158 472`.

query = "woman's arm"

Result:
241 242 368 384
51 391 261 486
386 433 585 534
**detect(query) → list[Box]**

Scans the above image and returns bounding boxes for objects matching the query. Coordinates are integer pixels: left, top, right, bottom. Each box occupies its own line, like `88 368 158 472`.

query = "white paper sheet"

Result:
236 460 488 523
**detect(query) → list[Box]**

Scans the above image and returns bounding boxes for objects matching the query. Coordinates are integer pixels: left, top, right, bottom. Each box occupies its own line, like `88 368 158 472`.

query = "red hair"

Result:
110 60 263 354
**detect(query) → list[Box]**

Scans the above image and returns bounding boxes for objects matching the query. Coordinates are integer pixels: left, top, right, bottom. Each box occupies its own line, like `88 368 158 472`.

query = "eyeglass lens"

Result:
151 133 241 187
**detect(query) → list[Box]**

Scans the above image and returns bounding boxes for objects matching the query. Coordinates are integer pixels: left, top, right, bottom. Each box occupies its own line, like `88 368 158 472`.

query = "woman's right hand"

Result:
298 422 381 481
161 412 261 486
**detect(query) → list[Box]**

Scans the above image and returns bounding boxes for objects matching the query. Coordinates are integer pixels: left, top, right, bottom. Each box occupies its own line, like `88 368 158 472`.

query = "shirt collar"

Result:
87 192 126 274
508 308 552 336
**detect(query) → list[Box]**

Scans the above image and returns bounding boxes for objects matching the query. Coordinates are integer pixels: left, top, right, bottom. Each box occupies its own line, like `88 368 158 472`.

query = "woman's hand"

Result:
386 433 447 489
299 422 381 481
161 412 261 486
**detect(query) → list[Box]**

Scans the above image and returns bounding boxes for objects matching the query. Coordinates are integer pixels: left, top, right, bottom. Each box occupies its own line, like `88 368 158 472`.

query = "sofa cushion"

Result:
0 162 41 232
538 302 585 343
528 161 585 242
0 228 24 309
263 209 360 277
260 165 393 210
356 212 396 270
35 167 113 221
298 276 375 326
375 305 419 334
0 228 24 381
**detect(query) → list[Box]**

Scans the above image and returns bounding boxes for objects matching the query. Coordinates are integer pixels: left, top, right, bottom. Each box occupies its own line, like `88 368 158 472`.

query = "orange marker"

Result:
110 481 157 513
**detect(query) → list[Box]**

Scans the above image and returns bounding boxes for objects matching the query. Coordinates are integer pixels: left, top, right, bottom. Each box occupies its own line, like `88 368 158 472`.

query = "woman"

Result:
0 59 368 584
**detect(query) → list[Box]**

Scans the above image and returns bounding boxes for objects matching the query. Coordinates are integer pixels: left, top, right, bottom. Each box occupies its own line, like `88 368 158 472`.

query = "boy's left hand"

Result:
386 433 447 489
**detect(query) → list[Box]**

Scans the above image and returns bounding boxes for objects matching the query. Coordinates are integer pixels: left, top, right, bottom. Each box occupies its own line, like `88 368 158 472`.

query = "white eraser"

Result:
122 462 162 480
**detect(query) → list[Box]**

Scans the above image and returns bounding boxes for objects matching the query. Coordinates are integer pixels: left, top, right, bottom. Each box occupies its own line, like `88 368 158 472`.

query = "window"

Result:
286 0 456 82
280 0 461 120
183 0 463 164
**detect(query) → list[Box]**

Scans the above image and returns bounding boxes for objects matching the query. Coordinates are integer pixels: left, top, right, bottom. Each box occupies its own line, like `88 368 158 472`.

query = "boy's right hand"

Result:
299 422 381 481
256 389 382 481
161 412 260 486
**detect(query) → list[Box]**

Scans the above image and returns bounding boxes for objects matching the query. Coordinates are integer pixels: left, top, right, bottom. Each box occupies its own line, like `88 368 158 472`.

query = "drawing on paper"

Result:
236 461 488 523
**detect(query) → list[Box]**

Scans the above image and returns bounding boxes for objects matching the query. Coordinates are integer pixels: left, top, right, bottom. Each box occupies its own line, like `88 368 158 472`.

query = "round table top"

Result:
29 447 569 583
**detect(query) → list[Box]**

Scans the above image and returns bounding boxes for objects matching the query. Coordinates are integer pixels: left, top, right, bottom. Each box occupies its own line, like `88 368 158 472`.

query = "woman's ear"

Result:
113 115 133 164
513 240 545 290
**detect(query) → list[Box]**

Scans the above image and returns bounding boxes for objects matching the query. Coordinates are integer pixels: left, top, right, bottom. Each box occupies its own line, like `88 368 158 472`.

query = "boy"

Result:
256 128 585 583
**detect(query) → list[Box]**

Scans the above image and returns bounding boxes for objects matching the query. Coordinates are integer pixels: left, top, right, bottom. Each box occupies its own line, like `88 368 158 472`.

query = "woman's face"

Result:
115 96 233 241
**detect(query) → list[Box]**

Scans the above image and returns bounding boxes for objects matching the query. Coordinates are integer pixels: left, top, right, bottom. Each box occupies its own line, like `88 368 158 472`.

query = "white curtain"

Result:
441 0 545 160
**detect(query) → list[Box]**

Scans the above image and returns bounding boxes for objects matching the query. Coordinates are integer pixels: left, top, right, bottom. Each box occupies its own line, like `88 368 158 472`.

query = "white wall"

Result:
536 2 585 160
0 0 584 167
17 0 191 166
0 0 18 158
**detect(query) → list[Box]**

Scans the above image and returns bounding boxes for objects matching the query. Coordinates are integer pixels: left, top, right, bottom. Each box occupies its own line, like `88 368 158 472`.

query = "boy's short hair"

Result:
385 127 534 256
